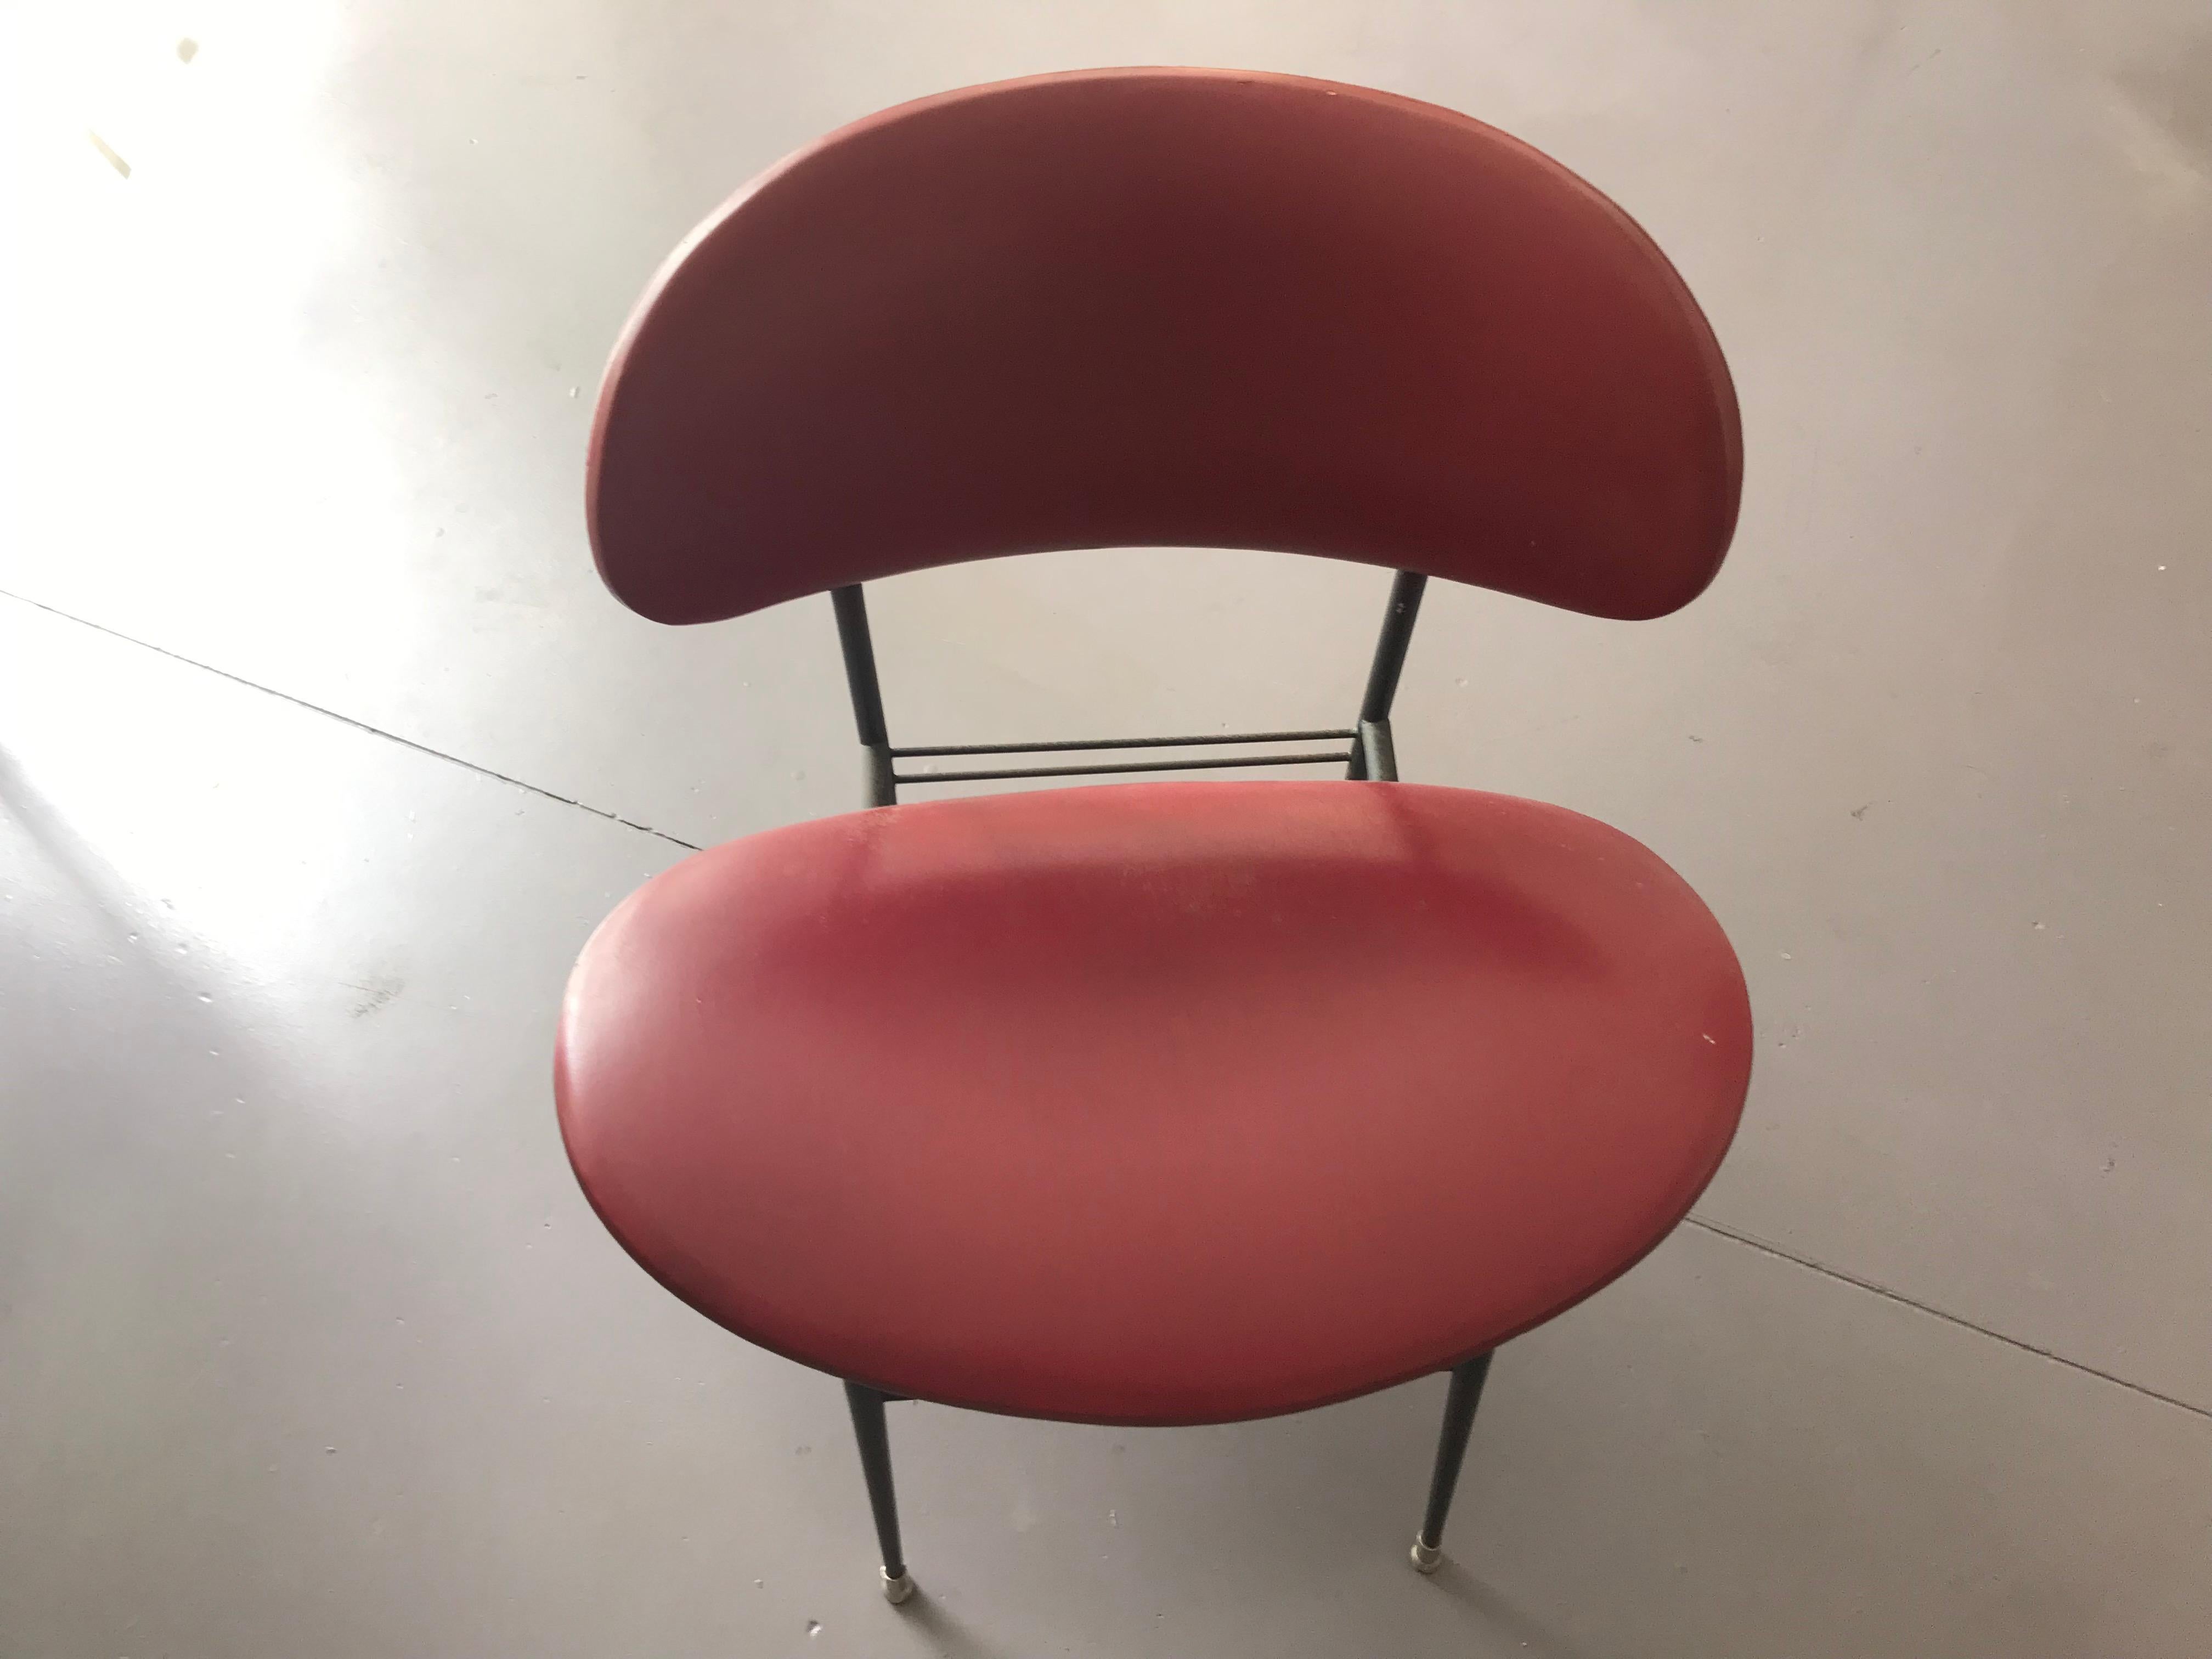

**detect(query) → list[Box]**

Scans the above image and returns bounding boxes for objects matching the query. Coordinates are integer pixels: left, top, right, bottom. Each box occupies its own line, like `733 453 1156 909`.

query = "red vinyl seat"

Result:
557 781 1750 1424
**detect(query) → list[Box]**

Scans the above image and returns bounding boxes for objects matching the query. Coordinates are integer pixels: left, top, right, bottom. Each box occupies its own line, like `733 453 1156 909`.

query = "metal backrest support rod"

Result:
830 569 1427 806
1349 569 1426 781
1358 570 1430 725
831 585 898 806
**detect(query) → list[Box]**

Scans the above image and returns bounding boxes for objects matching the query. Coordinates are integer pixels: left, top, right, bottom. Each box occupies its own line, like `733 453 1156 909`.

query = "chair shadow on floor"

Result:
877 1561 1596 1659
1424 1560 1601 1659
896 1590 1024 1659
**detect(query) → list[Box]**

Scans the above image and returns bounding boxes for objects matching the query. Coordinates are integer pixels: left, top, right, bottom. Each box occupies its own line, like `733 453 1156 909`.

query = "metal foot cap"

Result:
882 1568 917 1605
1409 1538 1443 1575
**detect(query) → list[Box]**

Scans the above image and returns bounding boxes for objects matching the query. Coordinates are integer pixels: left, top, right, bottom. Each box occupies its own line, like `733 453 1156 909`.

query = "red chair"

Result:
559 67 1749 1602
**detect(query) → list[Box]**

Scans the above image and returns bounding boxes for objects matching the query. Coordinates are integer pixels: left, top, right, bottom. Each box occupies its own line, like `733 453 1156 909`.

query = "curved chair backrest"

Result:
588 68 1741 626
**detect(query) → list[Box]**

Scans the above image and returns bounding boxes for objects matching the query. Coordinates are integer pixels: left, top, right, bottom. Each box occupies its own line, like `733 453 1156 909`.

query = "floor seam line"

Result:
1 590 703 853
14 591 2208 1424
1684 1215 2210 1420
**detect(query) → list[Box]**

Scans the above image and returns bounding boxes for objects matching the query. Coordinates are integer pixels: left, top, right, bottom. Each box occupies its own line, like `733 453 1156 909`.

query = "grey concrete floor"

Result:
3 3 2209 1655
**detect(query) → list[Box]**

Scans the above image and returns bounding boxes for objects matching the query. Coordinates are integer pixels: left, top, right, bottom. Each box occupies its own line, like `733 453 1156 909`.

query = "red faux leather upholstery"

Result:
588 67 1740 625
557 783 1751 1425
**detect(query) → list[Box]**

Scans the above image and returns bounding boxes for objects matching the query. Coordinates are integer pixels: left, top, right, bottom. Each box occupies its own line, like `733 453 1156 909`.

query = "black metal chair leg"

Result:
843 1381 917 1604
1410 1351 1493 1573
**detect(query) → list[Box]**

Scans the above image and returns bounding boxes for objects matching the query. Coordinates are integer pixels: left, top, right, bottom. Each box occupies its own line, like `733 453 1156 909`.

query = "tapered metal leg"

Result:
843 1381 916 1603
1410 1352 1493 1573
